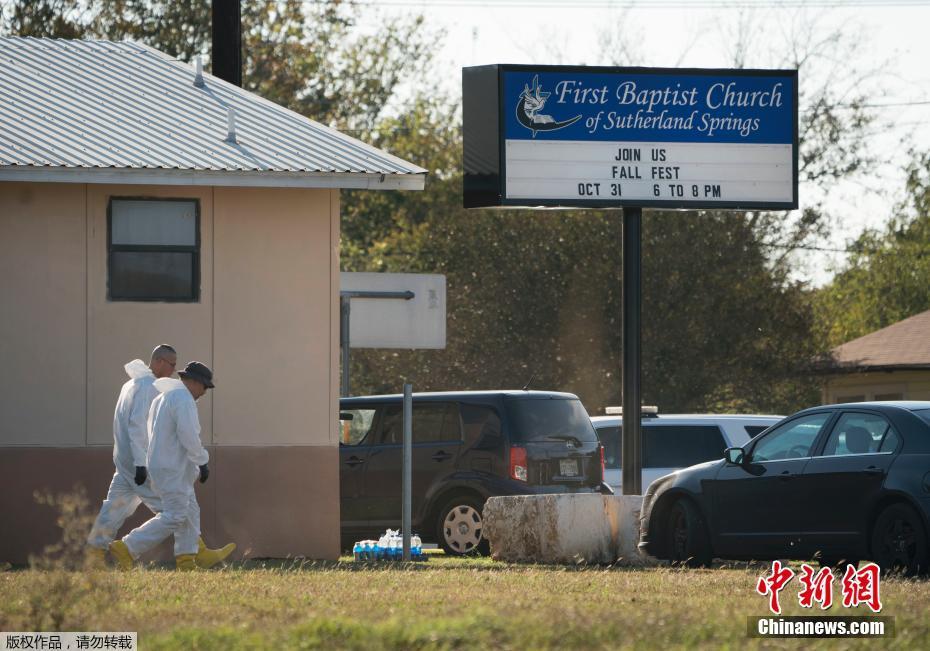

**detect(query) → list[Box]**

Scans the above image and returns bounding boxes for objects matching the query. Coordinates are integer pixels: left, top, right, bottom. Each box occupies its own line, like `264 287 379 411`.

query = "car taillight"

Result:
599 445 605 480
510 446 528 482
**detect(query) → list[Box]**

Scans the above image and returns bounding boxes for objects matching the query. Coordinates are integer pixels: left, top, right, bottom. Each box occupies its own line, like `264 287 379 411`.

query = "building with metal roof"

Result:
0 37 426 189
0 37 425 565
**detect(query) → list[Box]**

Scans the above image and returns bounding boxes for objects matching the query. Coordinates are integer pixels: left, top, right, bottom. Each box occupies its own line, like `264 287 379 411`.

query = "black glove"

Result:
199 464 209 484
134 466 147 486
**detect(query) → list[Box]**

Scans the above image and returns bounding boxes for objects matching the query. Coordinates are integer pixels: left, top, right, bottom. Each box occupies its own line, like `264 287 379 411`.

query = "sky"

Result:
360 0 930 285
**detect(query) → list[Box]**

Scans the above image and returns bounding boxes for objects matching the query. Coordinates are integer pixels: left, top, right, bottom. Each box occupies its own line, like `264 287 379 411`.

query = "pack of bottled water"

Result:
353 529 428 562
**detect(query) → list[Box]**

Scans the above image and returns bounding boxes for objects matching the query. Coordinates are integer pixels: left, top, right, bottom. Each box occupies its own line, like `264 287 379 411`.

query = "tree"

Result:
0 0 86 37
1 0 437 134
598 6 880 260
341 96 822 414
816 153 930 348
1 1 836 414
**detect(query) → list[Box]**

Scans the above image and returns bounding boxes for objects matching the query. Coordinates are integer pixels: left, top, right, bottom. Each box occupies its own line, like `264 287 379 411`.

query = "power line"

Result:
347 0 930 8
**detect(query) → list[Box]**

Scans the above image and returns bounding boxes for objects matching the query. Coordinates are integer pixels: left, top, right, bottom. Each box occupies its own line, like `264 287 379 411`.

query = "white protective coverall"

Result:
87 359 163 549
122 378 209 558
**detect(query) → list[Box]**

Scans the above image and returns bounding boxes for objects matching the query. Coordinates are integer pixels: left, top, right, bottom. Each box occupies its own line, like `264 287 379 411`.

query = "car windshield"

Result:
505 398 599 443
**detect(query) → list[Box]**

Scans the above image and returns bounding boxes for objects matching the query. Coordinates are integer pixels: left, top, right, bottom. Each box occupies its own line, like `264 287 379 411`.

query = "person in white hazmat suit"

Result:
108 360 235 570
86 345 175 560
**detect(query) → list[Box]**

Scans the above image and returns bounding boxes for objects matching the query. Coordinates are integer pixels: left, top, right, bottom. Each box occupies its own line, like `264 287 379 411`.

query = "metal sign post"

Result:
621 207 642 496
402 383 413 561
463 64 798 496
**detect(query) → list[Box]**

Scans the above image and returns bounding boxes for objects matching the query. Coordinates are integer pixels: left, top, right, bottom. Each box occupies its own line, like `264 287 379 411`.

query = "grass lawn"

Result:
1 554 927 649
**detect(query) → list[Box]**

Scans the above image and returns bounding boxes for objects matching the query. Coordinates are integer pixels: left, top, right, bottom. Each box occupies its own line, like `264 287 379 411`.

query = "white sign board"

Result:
340 272 446 349
464 65 798 210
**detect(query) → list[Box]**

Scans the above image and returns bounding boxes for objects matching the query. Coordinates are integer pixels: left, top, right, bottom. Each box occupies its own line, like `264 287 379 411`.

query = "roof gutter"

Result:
0 166 426 191
813 363 930 376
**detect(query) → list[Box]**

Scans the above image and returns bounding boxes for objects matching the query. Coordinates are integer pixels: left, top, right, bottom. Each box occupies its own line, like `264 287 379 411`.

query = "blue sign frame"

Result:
463 64 799 210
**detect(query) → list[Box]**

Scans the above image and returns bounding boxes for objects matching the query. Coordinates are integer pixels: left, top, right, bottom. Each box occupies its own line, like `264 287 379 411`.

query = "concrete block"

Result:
483 494 655 565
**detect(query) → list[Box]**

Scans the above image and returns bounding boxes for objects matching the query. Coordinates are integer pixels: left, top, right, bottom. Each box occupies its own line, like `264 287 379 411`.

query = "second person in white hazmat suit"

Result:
86 345 176 559
110 361 233 570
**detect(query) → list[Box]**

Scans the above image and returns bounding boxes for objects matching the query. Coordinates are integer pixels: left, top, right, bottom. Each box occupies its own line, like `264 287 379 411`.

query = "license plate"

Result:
559 459 578 477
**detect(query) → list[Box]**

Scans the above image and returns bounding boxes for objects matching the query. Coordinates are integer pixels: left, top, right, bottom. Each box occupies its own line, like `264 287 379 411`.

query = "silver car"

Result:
591 412 783 494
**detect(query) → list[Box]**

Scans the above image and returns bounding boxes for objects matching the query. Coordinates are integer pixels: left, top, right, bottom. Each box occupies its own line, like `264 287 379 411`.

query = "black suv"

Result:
339 390 610 555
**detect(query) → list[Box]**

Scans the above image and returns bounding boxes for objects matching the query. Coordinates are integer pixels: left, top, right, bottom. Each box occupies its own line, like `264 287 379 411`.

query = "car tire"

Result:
666 499 712 567
870 503 929 577
436 495 489 556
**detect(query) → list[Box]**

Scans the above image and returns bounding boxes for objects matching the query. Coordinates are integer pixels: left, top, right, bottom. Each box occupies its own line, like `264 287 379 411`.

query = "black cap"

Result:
178 361 215 388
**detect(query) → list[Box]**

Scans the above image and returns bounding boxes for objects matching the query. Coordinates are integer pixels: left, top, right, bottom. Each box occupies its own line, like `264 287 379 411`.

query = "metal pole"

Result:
621 207 643 496
211 0 242 87
340 295 351 397
402 383 413 561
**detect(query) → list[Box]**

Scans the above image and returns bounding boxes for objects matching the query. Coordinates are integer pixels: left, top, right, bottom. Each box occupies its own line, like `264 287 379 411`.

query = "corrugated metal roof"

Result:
0 37 426 189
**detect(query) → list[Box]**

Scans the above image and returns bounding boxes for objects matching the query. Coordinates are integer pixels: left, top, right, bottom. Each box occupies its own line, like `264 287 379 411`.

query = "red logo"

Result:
756 560 795 614
798 563 835 609
841 563 883 613
757 561 883 614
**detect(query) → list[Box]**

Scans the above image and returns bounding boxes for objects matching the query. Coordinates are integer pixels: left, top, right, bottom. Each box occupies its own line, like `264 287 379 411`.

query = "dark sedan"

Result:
639 401 930 575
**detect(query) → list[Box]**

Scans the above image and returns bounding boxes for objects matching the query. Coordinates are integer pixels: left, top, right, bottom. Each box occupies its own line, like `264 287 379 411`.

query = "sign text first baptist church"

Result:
463 64 797 210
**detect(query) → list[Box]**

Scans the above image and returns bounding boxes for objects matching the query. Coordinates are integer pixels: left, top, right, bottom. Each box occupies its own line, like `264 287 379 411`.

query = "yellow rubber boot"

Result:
196 536 236 569
108 540 134 571
175 554 197 571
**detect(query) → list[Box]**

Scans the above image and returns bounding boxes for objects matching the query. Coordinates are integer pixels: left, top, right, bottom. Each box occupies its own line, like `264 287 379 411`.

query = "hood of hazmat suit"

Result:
154 377 185 394
112 359 157 478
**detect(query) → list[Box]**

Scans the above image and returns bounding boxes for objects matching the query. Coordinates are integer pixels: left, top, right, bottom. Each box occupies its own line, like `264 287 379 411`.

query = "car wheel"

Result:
871 503 929 577
666 499 712 567
437 495 489 556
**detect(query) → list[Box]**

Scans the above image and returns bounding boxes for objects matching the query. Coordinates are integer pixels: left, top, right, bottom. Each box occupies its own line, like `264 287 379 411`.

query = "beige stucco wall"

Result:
213 186 339 446
86 185 216 445
0 183 87 445
0 181 339 449
1 180 341 561
822 370 930 404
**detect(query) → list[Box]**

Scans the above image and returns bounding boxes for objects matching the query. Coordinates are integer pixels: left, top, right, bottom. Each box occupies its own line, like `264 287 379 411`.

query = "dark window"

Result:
378 403 461 444
836 395 865 403
460 404 502 446
643 425 727 468
595 424 726 469
879 428 901 453
875 393 904 401
596 426 621 469
744 425 770 438
751 413 830 461
108 198 199 301
505 398 598 443
821 412 892 456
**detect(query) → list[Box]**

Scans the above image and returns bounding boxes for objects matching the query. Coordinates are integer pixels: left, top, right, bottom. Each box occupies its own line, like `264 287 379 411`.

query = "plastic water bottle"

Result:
353 542 362 561
412 535 422 560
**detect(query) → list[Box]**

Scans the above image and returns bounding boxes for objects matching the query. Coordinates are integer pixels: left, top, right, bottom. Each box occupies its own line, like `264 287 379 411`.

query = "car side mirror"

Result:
725 447 745 465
